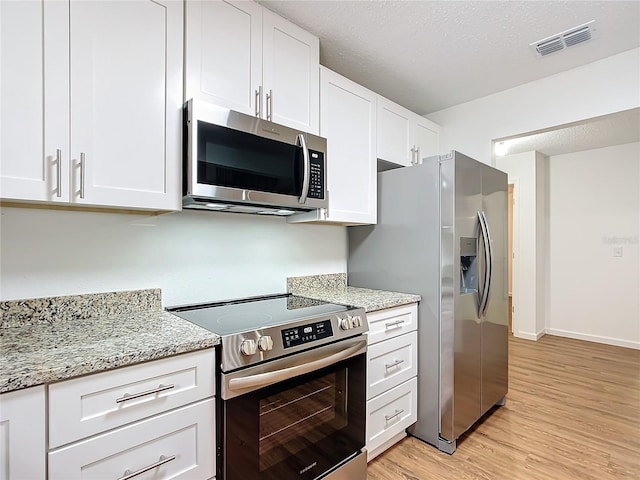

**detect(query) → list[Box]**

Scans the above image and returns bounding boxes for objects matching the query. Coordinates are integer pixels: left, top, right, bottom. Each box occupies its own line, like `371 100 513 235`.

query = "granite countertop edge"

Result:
0 311 220 394
294 286 421 313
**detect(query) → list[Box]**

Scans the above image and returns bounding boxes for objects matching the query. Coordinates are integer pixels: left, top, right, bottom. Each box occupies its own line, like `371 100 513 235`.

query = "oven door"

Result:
220 338 366 480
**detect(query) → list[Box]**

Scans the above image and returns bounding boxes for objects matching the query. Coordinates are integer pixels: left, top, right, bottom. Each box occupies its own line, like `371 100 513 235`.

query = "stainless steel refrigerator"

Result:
348 150 508 454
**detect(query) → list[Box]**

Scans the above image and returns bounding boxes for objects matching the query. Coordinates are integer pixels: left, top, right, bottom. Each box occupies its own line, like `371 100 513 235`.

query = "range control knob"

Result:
352 315 362 328
240 339 257 356
340 316 352 330
257 335 274 352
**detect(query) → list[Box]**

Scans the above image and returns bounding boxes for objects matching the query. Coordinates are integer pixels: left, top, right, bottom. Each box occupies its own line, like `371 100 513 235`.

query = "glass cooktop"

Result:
167 294 350 336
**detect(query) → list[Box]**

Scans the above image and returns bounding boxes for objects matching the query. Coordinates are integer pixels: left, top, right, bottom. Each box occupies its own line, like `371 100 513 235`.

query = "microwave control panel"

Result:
308 150 325 199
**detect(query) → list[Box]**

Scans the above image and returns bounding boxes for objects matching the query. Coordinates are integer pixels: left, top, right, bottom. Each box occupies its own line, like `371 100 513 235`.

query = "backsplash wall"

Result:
0 207 347 306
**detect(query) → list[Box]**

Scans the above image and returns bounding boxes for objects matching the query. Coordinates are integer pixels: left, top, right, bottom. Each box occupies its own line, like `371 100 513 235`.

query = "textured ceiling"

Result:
258 0 640 115
495 108 640 157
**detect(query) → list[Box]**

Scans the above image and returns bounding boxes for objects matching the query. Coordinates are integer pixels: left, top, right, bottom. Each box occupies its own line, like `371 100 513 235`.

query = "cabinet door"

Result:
49 399 215 480
69 0 182 210
320 67 376 225
0 0 69 203
0 386 46 480
376 96 413 167
184 0 262 115
262 9 319 134
413 115 440 163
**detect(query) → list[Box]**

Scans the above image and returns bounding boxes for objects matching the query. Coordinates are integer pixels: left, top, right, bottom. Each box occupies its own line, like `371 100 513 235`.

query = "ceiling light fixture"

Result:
495 142 508 157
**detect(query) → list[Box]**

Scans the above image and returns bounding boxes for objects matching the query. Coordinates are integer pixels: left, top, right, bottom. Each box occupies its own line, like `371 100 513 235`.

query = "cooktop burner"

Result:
167 294 350 336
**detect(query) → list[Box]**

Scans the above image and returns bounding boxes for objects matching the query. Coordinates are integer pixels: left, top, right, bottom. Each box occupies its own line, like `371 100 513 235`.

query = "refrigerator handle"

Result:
477 211 491 317
480 211 494 317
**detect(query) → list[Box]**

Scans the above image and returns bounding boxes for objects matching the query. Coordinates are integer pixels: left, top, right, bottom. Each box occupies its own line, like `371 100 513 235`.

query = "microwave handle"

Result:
297 133 310 204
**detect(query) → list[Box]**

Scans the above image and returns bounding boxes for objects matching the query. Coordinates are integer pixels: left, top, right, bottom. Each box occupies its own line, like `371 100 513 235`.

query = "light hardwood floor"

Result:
367 335 640 479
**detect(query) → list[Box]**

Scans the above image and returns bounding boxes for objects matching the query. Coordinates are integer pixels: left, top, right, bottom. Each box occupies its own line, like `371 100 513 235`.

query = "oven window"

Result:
259 371 347 472
197 121 303 196
223 354 365 480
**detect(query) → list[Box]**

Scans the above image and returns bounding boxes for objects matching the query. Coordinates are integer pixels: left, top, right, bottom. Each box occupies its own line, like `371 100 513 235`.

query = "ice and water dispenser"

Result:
460 237 478 294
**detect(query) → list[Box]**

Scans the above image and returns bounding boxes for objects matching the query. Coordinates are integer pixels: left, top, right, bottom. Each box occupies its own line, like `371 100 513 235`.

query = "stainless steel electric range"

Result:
167 294 368 480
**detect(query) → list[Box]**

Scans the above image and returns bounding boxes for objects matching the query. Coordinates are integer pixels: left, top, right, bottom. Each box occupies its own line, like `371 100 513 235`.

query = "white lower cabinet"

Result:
365 303 418 461
49 398 215 479
49 349 215 449
0 386 46 480
367 330 417 398
366 377 417 458
48 349 216 479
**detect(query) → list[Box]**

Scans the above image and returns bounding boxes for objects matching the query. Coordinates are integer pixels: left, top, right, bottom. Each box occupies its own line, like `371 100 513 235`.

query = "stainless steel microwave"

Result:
183 99 328 216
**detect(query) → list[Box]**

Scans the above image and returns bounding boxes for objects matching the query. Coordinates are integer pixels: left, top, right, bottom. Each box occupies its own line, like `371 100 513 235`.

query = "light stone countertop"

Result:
288 273 421 312
0 289 219 394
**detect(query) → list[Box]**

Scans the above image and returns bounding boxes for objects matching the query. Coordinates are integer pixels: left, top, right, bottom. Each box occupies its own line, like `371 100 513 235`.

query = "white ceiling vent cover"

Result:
531 21 596 57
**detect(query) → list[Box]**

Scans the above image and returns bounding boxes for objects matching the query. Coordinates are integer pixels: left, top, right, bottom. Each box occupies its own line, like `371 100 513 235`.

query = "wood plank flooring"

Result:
367 335 640 479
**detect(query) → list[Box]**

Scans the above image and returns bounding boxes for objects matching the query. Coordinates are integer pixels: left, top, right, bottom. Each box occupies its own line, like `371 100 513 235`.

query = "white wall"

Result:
496 152 548 340
428 48 640 164
0 207 347 306
547 142 640 348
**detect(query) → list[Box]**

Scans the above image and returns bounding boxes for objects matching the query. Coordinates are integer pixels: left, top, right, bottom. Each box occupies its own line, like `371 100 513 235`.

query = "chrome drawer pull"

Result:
118 455 176 480
115 384 175 404
385 319 405 330
385 409 405 422
384 359 405 370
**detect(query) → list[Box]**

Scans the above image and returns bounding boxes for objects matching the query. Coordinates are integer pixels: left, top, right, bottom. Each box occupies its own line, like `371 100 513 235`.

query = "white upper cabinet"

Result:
184 0 262 115
0 0 69 203
413 115 441 163
262 8 319 134
69 0 182 210
377 96 413 167
0 0 182 211
377 95 441 166
319 67 377 225
185 0 320 135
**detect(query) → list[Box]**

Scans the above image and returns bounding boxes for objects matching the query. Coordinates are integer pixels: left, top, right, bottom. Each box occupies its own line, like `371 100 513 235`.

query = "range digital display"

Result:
281 319 333 348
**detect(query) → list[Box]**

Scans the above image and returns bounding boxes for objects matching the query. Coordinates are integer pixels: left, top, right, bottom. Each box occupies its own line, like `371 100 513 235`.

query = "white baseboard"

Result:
544 328 640 350
513 330 545 341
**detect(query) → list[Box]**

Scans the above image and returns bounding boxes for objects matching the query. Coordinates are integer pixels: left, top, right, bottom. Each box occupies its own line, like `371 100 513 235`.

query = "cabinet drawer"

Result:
49 349 215 448
366 303 417 345
49 398 215 479
366 377 417 455
367 331 417 398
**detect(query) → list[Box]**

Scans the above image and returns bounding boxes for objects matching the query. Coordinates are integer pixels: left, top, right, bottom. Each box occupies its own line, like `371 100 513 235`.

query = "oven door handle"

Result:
228 340 366 393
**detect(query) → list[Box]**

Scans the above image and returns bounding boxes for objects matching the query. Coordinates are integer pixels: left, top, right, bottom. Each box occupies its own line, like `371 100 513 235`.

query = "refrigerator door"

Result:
440 152 483 443
480 164 509 413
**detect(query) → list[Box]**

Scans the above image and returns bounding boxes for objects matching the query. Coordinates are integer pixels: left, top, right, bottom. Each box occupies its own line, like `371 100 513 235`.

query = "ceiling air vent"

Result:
531 21 595 57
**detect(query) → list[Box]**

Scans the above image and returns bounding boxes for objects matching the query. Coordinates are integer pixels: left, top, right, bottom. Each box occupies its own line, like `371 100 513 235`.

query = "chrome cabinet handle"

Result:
115 384 175 404
255 86 262 118
384 359 405 370
385 319 405 330
410 146 416 165
297 133 310 204
79 152 86 199
266 89 272 121
55 149 62 197
118 455 176 480
385 409 405 422
416 146 421 164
